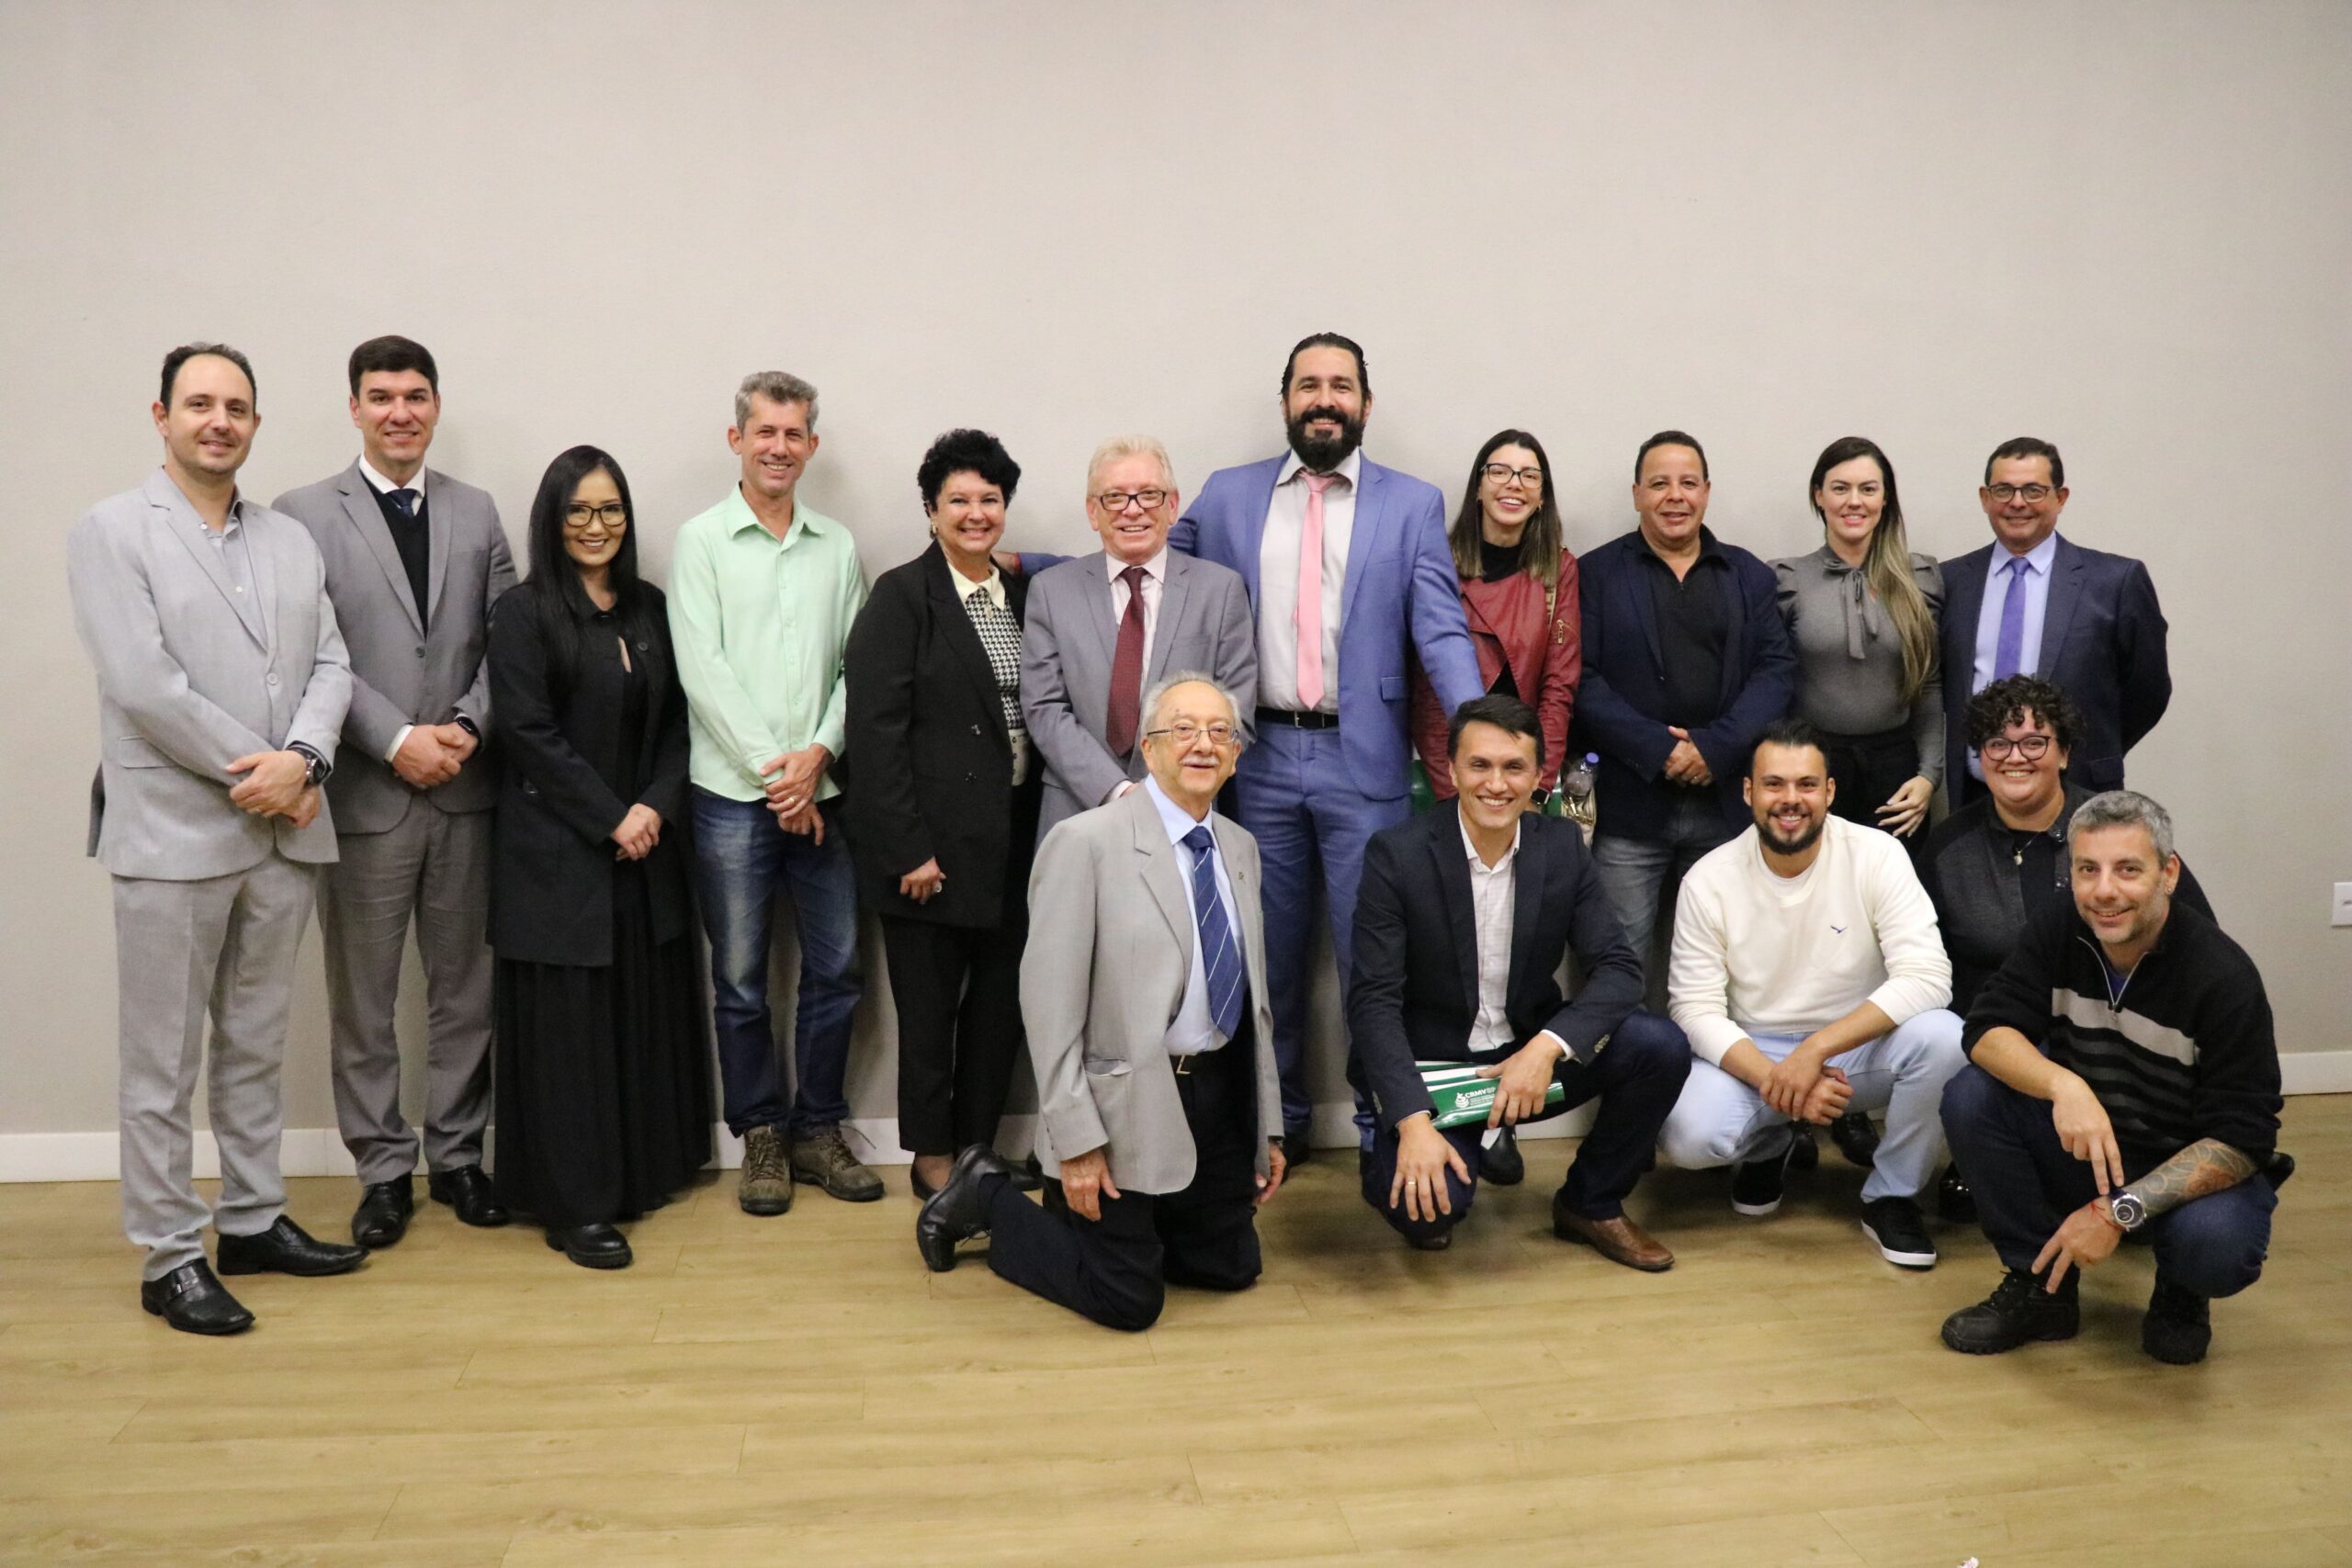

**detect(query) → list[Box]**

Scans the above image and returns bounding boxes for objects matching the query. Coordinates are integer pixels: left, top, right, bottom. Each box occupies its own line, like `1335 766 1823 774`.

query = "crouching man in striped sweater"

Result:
1939 790 2285 1365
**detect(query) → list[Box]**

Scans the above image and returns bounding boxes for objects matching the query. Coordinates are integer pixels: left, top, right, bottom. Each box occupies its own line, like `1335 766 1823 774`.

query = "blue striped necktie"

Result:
1181 825 1246 1042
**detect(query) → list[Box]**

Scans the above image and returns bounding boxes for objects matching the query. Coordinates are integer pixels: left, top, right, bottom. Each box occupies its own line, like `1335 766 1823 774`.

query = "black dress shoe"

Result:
1481 1125 1526 1187
215 1216 368 1278
141 1260 254 1336
1936 1162 1977 1224
1787 1123 1820 1172
910 1167 941 1202
1282 1126 1314 1168
917 1144 1027 1272
427 1165 512 1227
352 1178 414 1248
545 1224 633 1269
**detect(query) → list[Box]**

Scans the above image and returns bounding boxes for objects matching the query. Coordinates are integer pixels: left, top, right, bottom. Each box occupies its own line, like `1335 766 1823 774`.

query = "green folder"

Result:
1418 1060 1566 1130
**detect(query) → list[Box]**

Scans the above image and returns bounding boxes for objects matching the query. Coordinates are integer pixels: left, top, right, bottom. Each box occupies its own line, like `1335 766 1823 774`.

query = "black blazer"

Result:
486 581 693 967
844 543 1044 928
1570 528 1798 838
1348 803 1646 1128
1939 536 2170 800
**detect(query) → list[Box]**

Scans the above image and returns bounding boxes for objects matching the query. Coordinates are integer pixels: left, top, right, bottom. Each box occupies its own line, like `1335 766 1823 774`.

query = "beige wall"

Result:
5 1 2347 1143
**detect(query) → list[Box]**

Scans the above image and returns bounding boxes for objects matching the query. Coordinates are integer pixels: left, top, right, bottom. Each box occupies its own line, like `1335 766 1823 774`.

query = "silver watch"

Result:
2106 1190 2147 1232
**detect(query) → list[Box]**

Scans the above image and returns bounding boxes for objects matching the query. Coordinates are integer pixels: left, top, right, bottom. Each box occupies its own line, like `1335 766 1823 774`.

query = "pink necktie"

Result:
1296 473 1336 710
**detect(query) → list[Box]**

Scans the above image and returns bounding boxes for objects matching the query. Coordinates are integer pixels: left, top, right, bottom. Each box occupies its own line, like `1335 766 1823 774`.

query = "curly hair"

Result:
917 428 1021 510
1964 673 2082 753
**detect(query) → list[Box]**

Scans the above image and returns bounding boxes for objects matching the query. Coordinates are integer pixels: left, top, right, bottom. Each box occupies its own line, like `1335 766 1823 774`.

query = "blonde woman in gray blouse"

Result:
1772 436 1942 841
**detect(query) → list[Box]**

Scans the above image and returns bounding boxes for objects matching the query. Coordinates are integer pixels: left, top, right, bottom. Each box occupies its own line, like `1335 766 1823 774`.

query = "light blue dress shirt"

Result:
1144 775 1245 1055
1966 532 2061 779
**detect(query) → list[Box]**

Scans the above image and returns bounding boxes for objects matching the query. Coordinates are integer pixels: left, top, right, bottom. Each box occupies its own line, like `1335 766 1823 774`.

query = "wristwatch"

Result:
288 741 333 788
2106 1190 2147 1232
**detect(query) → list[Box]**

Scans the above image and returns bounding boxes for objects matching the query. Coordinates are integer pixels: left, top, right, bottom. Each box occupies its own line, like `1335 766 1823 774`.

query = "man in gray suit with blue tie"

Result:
69 344 369 1336
274 336 517 1247
918 674 1288 1330
1020 434 1257 838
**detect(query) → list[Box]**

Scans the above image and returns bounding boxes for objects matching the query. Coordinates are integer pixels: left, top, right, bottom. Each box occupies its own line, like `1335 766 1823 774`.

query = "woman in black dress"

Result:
844 429 1043 1200
487 446 712 1268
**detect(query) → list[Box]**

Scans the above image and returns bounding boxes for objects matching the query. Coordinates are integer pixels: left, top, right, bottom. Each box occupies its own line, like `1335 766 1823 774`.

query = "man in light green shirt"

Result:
673 371 879 1211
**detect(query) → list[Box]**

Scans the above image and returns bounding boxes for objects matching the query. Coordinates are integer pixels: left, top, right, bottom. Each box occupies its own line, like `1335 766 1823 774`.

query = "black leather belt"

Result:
1255 706 1340 730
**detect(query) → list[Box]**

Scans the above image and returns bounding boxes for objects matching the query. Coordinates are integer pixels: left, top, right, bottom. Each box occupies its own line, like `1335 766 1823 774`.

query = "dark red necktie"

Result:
1105 565 1148 756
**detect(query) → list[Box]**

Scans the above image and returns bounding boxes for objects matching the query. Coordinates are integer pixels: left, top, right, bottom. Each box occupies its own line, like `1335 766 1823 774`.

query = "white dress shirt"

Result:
1255 447 1361 713
1146 775 1244 1055
1463 818 1522 1054
357 455 436 763
1104 546 1169 667
950 565 1032 784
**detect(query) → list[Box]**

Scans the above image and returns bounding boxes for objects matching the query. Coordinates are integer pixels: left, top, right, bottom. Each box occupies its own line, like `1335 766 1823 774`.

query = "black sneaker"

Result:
2143 1277 2212 1365
1827 1111 1881 1168
1729 1140 1793 1216
1860 1196 1938 1269
1936 1162 1976 1224
1787 1124 1819 1172
1940 1268 2079 1354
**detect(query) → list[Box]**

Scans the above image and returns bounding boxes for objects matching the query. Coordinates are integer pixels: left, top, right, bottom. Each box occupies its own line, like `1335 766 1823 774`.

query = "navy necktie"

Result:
1181 825 1245 1042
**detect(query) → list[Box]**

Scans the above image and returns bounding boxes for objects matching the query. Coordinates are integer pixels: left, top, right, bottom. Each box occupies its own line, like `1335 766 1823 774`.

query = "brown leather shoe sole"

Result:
1554 1210 1674 1272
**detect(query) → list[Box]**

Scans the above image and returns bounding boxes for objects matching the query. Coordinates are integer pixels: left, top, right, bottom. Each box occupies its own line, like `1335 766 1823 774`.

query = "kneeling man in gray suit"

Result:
273 335 517 1247
68 344 368 1336
919 674 1288 1329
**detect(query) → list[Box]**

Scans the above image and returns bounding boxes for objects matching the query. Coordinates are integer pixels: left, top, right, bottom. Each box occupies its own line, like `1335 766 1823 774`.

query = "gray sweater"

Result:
1772 544 1944 781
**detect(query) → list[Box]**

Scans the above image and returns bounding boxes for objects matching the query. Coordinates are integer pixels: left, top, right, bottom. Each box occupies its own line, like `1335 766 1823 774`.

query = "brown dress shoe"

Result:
1552 1206 1674 1272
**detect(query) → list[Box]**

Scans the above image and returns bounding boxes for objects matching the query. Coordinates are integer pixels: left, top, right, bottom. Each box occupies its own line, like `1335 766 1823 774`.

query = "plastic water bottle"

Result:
1562 751 1598 841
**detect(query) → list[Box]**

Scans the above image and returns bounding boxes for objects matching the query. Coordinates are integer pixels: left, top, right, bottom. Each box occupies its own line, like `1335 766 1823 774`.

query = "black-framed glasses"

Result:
1145 721 1242 749
1980 734 2053 761
1094 488 1170 513
564 502 628 530
1481 464 1544 487
1985 483 2053 503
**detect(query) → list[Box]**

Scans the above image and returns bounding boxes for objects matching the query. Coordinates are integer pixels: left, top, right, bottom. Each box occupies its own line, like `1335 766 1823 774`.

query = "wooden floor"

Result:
2 1098 2346 1568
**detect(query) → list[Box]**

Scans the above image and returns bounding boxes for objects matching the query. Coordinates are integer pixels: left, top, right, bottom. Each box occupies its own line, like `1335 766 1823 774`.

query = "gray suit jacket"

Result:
1021 785 1282 1195
273 461 515 833
1020 550 1257 838
69 469 353 879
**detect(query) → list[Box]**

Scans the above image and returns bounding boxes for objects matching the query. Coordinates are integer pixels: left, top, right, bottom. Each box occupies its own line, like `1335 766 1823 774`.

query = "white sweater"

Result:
1668 816 1953 1066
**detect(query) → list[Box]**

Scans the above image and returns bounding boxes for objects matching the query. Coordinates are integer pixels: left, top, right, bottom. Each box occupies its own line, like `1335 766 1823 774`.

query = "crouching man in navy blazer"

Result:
1349 695 1690 1268
917 674 1287 1330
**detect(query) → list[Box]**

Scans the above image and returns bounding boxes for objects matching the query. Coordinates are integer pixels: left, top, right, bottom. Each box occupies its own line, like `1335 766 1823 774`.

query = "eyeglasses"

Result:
1980 734 2053 761
1145 721 1242 750
565 502 628 530
1093 488 1170 513
1481 464 1544 488
1985 483 2053 503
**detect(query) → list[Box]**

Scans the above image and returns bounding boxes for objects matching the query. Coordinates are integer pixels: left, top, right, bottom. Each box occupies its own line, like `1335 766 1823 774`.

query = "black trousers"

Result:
985 1032 1263 1332
1360 1009 1690 1246
1820 724 1921 831
879 914 1026 1156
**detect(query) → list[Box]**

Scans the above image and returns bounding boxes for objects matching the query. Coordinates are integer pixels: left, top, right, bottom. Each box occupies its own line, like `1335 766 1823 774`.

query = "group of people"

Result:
73 330 2286 1371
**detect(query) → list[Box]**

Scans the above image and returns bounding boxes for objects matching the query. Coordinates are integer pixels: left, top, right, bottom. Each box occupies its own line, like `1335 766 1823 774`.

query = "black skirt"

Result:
492 856 714 1227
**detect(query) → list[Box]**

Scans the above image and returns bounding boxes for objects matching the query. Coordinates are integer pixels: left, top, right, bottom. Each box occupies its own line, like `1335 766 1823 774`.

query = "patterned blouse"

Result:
954 567 1029 784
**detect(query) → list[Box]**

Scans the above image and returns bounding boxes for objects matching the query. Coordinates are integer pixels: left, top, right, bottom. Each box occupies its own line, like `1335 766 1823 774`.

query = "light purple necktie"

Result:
1992 557 2031 680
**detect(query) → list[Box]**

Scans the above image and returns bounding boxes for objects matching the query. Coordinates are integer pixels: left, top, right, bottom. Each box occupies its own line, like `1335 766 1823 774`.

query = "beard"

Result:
1758 810 1826 856
1286 404 1365 471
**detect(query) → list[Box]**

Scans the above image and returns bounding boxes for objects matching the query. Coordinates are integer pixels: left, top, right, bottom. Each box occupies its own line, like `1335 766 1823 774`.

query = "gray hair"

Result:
734 371 819 432
1142 671 1240 734
1086 434 1176 495
2068 789 2177 863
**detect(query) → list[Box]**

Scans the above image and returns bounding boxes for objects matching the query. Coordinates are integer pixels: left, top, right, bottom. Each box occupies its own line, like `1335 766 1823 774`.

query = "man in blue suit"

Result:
1169 333 1483 1152
1573 431 1798 966
1940 437 2170 803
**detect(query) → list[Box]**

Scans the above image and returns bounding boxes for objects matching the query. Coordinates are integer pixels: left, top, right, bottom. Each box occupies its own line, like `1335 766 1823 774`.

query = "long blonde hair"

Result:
1810 436 1935 701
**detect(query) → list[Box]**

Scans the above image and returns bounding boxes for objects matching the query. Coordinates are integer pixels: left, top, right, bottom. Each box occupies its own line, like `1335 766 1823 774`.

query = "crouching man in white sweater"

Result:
1662 719 1964 1268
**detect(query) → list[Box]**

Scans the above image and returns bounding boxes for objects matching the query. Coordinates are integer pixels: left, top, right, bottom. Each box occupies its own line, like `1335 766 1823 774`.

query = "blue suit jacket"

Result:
1939 535 2169 797
1170 454 1481 797
1570 528 1797 838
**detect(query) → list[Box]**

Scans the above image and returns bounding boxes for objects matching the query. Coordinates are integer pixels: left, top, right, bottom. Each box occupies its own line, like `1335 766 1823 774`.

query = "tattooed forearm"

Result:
2120 1138 2258 1219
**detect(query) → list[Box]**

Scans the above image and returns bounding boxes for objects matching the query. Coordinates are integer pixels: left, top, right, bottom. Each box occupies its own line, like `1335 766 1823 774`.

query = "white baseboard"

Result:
3 1057 2344 1182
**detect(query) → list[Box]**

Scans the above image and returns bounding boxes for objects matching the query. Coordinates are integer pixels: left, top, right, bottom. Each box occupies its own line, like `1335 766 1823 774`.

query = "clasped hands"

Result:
1663 728 1713 786
390 721 478 789
1753 1039 1855 1124
760 744 831 842
225 750 321 829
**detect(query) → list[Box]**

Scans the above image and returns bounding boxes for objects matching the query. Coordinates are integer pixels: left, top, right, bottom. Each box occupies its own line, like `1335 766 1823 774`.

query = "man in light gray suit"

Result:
274 335 517 1247
1020 435 1257 838
918 674 1287 1329
69 344 368 1337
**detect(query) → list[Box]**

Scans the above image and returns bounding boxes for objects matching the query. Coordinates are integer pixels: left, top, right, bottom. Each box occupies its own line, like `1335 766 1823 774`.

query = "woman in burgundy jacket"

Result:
1408 429 1582 802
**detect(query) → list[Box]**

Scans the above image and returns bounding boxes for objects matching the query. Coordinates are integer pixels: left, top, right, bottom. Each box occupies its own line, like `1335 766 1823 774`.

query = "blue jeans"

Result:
1590 789 1738 965
1941 1064 2276 1297
691 790 862 1137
